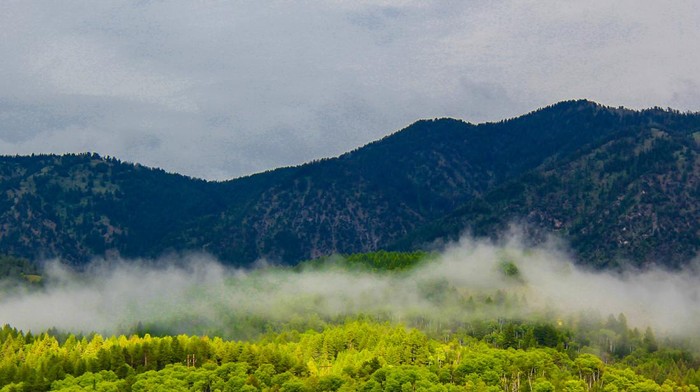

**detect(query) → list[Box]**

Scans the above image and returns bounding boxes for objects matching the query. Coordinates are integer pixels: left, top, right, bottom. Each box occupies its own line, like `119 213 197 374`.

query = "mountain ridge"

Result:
1 100 698 268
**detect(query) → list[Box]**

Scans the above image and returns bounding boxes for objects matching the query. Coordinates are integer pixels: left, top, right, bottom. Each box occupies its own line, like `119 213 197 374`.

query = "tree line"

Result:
1 320 699 392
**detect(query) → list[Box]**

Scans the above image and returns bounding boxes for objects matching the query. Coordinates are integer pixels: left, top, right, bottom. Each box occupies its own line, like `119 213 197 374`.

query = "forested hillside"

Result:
395 107 700 268
0 154 229 264
1 100 699 268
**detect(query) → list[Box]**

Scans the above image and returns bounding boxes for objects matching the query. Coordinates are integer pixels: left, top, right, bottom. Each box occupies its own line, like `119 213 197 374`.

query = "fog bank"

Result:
1 236 698 338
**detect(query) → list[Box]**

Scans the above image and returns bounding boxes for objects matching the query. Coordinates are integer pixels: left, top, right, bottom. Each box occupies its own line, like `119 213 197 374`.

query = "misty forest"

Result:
2 102 700 392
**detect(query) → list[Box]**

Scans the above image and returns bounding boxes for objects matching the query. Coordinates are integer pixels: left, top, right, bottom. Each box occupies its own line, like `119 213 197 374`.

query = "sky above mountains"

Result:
1 1 699 180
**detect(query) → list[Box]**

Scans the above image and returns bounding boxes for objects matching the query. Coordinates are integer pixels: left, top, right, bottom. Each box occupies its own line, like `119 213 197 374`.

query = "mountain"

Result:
0 100 698 268
394 106 700 269
0 154 225 262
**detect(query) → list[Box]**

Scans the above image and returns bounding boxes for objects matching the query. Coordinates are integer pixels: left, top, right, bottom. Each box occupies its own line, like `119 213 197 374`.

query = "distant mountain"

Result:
1 100 698 268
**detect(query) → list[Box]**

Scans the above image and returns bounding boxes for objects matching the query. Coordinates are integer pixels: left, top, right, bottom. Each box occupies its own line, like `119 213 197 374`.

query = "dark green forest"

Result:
1 101 699 269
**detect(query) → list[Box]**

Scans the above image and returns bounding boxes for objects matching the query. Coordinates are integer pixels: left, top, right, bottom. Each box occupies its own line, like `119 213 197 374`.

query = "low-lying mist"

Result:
1 234 699 341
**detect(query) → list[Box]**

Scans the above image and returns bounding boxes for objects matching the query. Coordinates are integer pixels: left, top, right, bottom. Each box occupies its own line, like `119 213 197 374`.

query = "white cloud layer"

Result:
1 235 699 341
1 1 699 179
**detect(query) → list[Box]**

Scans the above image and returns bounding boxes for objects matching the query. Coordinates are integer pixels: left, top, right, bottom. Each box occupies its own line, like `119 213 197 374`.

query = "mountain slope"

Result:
1 100 699 267
394 107 700 268
0 154 227 262
171 100 648 263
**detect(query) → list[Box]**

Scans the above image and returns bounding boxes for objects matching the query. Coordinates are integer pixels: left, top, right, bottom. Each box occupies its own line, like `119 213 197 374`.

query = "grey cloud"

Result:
0 1 698 179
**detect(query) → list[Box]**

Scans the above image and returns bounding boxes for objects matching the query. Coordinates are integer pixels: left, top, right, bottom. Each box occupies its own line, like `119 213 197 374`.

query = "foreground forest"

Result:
1 319 699 392
1 251 700 391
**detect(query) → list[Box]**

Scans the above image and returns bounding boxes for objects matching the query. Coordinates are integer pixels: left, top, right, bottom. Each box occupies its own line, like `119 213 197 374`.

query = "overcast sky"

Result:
1 1 699 180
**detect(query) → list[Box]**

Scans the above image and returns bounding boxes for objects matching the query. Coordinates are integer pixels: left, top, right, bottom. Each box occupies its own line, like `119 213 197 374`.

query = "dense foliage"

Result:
0 320 699 392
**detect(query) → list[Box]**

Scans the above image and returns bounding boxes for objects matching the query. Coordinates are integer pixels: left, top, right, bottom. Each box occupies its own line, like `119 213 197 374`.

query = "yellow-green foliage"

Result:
23 274 42 284
300 251 432 273
0 321 698 392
